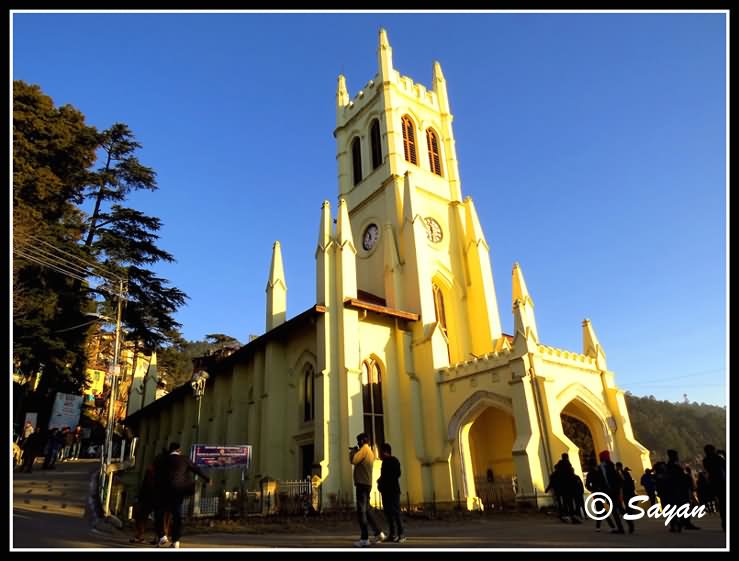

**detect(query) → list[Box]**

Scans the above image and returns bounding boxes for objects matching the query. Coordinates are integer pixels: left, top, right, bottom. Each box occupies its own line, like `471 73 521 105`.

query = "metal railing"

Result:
182 496 220 517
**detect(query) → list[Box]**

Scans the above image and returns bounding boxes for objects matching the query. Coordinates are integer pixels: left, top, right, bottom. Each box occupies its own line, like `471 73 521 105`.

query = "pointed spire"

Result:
511 262 538 346
266 241 287 331
583 318 607 368
316 201 333 306
433 60 445 83
336 74 349 108
464 196 488 249
317 200 332 254
378 28 394 79
379 28 390 49
336 198 355 252
512 298 538 346
512 262 533 307
336 198 357 299
267 241 286 290
432 60 450 114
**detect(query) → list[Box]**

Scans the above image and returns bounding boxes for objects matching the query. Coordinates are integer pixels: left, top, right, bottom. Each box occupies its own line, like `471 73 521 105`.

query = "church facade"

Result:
126 30 650 509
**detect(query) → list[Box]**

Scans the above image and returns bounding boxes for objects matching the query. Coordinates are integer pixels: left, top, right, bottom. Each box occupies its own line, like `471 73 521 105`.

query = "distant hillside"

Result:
625 393 726 468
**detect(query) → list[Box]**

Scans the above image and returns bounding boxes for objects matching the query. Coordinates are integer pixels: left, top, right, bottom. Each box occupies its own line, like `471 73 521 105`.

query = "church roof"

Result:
124 304 326 425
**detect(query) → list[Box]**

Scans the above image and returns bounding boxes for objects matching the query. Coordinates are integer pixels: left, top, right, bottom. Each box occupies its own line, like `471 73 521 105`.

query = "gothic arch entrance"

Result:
469 407 517 508
449 391 517 509
559 397 611 474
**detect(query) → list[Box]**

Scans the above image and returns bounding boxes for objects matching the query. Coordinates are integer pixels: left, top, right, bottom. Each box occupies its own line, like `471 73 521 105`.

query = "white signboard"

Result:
47 392 83 430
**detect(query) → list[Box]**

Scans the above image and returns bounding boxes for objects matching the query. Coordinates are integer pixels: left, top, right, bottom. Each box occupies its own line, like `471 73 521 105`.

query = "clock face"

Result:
362 223 380 251
424 217 443 243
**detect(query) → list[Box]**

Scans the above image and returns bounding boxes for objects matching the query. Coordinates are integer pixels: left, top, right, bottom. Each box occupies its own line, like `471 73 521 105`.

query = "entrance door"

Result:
300 444 314 479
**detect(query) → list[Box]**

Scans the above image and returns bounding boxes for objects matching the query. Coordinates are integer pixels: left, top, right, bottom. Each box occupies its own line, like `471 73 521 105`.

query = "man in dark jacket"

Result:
585 458 615 532
377 442 405 543
156 442 211 548
598 450 632 534
20 427 43 473
703 444 725 531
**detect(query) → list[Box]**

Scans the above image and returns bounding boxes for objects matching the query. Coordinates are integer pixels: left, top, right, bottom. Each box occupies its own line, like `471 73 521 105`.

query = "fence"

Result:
182 496 220 517
473 476 518 511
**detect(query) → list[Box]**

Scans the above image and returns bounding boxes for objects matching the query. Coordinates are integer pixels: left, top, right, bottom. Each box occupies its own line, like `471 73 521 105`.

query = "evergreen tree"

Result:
80 123 188 389
13 82 188 427
13 81 99 419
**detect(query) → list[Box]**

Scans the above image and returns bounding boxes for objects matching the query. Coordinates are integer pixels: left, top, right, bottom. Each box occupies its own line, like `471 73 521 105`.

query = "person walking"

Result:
130 459 158 544
377 442 405 544
70 426 83 460
696 471 715 514
349 433 386 547
597 450 632 534
665 449 699 532
621 466 638 533
20 427 43 473
703 444 725 531
155 443 211 549
640 468 657 507
584 457 615 532
61 427 74 461
42 428 61 470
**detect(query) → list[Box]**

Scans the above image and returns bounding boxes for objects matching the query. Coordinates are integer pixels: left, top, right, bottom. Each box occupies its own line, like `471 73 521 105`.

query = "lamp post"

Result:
101 279 126 517
190 370 209 516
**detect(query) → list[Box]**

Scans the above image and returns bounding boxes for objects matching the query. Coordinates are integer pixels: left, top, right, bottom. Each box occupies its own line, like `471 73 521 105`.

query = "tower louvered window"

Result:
352 137 362 185
426 128 443 176
401 115 417 165
361 359 385 450
370 119 382 169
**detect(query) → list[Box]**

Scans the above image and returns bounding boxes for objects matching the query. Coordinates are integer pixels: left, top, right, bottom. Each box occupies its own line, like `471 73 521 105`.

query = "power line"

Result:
26 233 124 282
18 243 104 282
626 368 726 387
14 247 125 298
15 248 92 285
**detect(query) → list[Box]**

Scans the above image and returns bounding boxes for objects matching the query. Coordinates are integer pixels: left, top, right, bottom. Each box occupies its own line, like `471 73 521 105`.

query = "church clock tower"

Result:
334 29 504 364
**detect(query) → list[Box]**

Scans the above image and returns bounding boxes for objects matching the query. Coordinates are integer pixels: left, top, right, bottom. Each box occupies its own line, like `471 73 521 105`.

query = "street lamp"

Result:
190 370 209 516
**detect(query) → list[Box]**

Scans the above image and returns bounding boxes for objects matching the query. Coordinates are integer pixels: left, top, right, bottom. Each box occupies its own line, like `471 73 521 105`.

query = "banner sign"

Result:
47 392 83 430
191 444 252 470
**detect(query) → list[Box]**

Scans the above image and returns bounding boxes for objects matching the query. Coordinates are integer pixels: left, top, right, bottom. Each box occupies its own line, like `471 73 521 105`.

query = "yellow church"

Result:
126 30 650 510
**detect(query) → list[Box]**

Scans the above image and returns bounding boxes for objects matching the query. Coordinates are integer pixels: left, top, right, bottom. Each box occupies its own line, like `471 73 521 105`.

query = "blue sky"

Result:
12 12 727 406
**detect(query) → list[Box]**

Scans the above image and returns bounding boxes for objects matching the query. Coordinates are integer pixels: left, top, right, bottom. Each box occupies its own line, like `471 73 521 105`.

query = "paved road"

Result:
12 459 728 549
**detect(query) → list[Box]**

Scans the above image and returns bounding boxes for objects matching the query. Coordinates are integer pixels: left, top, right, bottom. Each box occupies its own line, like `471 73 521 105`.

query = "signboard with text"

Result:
191 444 251 470
47 392 83 430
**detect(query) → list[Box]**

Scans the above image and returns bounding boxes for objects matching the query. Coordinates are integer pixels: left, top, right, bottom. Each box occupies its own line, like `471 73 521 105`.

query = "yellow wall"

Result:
469 406 516 479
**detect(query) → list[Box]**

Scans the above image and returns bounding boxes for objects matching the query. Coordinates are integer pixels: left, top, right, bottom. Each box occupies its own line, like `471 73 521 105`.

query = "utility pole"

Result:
102 279 126 517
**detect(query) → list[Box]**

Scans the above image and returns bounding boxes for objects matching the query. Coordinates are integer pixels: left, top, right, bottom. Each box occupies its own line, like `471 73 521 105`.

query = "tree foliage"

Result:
626 393 726 468
157 333 242 391
13 81 187 425
13 81 99 401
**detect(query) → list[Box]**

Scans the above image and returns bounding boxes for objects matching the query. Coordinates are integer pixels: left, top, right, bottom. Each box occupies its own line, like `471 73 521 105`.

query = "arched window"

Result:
433 283 451 362
426 128 443 176
352 137 362 185
370 119 382 169
401 115 417 165
303 365 315 422
361 359 384 449
432 283 448 338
